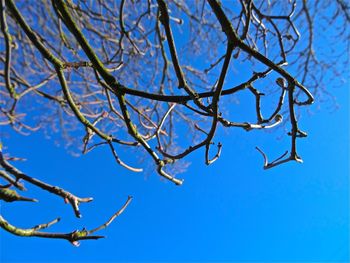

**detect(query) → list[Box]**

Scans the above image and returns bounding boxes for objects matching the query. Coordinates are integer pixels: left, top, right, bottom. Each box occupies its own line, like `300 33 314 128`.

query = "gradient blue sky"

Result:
1 2 350 262
1 78 349 262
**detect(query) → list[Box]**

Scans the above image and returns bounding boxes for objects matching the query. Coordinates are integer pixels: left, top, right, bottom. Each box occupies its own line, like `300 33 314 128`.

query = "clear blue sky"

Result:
1 78 349 262
1 2 349 262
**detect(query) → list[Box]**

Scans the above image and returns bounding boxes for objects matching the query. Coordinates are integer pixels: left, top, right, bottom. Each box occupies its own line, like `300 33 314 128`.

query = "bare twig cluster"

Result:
0 142 132 245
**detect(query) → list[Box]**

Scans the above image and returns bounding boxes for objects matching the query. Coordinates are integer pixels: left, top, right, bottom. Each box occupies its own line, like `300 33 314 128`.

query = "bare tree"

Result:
0 0 349 245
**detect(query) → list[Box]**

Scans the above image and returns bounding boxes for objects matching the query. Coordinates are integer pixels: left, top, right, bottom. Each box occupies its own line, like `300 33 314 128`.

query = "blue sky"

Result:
1 1 349 262
1 74 349 262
